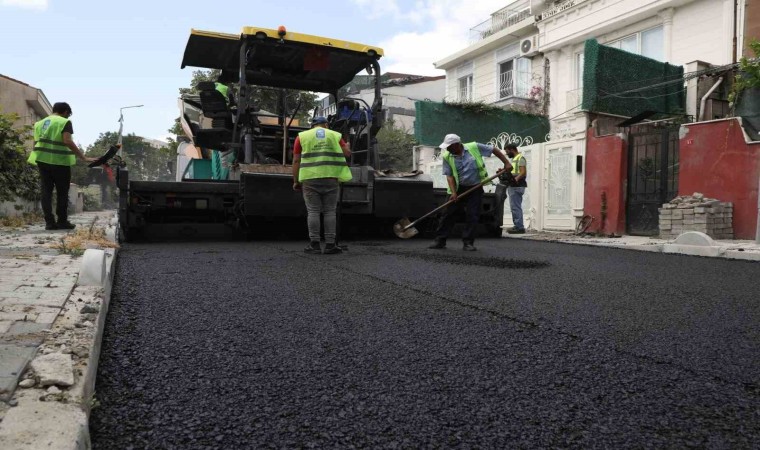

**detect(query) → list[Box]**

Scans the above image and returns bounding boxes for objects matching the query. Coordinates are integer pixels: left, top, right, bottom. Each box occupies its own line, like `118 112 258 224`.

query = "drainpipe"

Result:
698 77 724 122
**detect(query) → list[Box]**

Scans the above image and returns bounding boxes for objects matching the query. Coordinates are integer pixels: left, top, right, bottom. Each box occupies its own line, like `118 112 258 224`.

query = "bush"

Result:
0 112 40 202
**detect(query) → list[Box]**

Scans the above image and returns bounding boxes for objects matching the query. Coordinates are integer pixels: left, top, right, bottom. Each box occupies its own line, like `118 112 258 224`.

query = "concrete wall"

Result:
0 75 51 130
678 119 760 239
583 129 629 235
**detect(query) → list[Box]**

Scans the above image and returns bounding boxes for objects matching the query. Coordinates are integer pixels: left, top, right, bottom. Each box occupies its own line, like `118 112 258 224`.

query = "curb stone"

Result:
0 212 118 450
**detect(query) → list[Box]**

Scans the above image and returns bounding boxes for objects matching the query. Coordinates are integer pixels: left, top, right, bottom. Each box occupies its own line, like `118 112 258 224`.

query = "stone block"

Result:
659 223 672 230
30 353 74 387
672 211 683 219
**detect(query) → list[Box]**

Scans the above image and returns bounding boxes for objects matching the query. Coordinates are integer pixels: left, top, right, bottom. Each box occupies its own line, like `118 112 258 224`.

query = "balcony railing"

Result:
566 88 584 109
458 86 472 102
499 70 532 99
469 6 532 44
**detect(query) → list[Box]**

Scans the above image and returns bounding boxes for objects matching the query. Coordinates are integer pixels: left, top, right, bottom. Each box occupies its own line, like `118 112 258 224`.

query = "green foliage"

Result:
0 111 40 202
441 100 504 116
377 119 417 171
80 132 172 182
414 101 550 146
729 39 760 104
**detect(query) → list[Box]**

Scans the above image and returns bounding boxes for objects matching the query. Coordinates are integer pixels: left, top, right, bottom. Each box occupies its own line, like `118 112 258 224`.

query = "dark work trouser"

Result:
434 186 483 244
37 161 71 225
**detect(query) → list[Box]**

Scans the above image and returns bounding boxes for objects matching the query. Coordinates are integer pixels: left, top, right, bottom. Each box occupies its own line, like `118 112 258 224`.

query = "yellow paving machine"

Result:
116 26 506 241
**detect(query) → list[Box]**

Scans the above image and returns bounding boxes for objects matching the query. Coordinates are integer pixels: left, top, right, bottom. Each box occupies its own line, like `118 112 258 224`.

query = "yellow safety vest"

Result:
297 127 352 183
441 141 488 193
28 115 75 166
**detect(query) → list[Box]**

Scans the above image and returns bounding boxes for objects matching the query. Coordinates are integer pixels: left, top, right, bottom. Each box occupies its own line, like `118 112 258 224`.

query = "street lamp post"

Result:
117 104 143 157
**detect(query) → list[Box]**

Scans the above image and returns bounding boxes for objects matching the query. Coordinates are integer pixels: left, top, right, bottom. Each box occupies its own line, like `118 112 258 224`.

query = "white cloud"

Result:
353 0 510 75
1 0 48 11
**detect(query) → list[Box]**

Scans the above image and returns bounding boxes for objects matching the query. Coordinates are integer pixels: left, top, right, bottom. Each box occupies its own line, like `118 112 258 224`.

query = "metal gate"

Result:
626 127 679 235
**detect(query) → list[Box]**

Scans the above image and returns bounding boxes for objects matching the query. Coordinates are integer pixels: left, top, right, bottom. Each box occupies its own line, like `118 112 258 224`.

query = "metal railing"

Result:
469 6 532 44
499 70 532 99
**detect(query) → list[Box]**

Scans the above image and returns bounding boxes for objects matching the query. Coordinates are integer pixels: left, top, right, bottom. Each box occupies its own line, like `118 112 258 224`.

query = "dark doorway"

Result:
626 127 679 235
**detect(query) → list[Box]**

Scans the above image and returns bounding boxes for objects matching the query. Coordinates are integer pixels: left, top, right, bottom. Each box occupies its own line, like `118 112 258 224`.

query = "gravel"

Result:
90 239 760 449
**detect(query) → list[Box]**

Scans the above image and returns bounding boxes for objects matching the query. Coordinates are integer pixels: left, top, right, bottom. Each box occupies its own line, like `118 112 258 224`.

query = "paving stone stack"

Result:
659 193 734 240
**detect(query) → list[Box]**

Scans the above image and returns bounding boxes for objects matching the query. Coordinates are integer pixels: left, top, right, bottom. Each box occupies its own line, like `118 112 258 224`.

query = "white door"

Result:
544 144 575 230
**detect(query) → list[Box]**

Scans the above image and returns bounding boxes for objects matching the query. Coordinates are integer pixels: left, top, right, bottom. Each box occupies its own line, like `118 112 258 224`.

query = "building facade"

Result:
0 74 52 133
434 0 752 231
319 73 445 132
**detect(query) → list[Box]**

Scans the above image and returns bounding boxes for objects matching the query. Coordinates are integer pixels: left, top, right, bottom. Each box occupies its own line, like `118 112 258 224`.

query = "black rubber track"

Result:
90 238 760 449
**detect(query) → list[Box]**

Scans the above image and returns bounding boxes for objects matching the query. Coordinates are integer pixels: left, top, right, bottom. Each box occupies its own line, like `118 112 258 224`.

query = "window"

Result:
458 75 473 101
498 57 531 99
607 26 664 61
456 62 474 101
576 52 584 89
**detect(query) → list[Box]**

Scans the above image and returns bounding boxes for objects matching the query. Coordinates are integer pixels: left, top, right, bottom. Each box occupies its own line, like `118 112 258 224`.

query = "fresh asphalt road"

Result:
90 238 760 449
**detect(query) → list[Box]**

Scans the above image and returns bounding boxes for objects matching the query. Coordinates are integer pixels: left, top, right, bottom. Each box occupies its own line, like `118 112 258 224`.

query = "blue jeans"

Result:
508 187 525 230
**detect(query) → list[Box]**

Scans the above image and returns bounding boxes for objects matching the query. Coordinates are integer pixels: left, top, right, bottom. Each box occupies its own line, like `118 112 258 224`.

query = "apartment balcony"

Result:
469 5 533 44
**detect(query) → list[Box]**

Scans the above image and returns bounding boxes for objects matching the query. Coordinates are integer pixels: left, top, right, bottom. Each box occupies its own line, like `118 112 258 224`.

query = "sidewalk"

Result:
502 229 760 261
0 211 117 450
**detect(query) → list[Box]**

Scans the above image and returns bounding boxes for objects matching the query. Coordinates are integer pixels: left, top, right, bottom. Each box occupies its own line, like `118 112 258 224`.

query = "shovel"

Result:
393 171 504 239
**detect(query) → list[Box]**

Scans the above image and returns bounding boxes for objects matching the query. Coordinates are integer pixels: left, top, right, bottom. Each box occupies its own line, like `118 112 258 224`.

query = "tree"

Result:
376 119 417 171
0 112 39 203
72 132 172 185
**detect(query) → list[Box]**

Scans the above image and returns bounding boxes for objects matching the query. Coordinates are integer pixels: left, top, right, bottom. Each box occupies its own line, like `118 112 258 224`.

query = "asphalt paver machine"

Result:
117 26 439 241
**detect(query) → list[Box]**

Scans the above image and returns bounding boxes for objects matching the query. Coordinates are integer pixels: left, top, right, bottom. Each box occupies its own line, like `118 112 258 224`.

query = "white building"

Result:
320 73 445 132
433 0 748 231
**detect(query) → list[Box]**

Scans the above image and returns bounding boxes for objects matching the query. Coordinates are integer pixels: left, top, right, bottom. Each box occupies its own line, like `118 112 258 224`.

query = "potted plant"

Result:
729 39 760 140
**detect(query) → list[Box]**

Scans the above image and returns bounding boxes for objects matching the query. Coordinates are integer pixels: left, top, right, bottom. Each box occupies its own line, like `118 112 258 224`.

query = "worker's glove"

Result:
499 171 517 186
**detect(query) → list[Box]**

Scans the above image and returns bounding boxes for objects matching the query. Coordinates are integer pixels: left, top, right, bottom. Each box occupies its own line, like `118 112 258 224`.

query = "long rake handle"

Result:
403 172 502 231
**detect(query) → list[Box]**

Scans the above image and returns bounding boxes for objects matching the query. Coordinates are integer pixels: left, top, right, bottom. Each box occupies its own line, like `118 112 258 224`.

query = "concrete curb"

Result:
502 232 760 262
0 214 118 450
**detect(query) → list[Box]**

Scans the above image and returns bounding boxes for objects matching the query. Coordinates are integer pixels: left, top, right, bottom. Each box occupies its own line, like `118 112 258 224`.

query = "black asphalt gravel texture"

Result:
90 238 760 449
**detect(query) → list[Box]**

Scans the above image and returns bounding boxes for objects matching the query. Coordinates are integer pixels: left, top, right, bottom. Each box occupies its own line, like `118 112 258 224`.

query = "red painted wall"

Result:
679 119 760 239
584 129 628 235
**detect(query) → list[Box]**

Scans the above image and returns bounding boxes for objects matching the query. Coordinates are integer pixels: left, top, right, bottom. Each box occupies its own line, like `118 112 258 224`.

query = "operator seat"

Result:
193 81 233 149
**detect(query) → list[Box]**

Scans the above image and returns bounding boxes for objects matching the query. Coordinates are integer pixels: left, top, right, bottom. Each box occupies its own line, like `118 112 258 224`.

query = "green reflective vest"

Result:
441 141 488 193
297 127 352 183
28 115 75 166
215 83 229 103
510 152 527 186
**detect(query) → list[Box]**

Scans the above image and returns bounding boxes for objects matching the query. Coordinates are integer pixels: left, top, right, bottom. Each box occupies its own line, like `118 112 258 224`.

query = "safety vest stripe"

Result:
301 151 344 159
300 161 349 168
37 138 68 147
33 147 73 155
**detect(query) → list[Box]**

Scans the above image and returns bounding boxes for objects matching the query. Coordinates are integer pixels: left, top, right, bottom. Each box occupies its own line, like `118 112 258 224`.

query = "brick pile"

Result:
658 193 733 240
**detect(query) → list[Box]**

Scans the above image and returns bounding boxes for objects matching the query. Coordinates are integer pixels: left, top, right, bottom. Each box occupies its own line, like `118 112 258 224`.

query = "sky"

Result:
0 0 508 148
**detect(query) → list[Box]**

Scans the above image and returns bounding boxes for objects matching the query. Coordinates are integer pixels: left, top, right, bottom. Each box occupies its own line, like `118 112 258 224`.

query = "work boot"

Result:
323 243 343 254
428 240 446 250
463 242 477 251
507 228 525 234
304 241 321 254
57 221 76 230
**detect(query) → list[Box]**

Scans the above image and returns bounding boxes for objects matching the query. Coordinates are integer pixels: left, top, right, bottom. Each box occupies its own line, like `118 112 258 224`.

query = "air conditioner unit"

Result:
520 34 540 57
